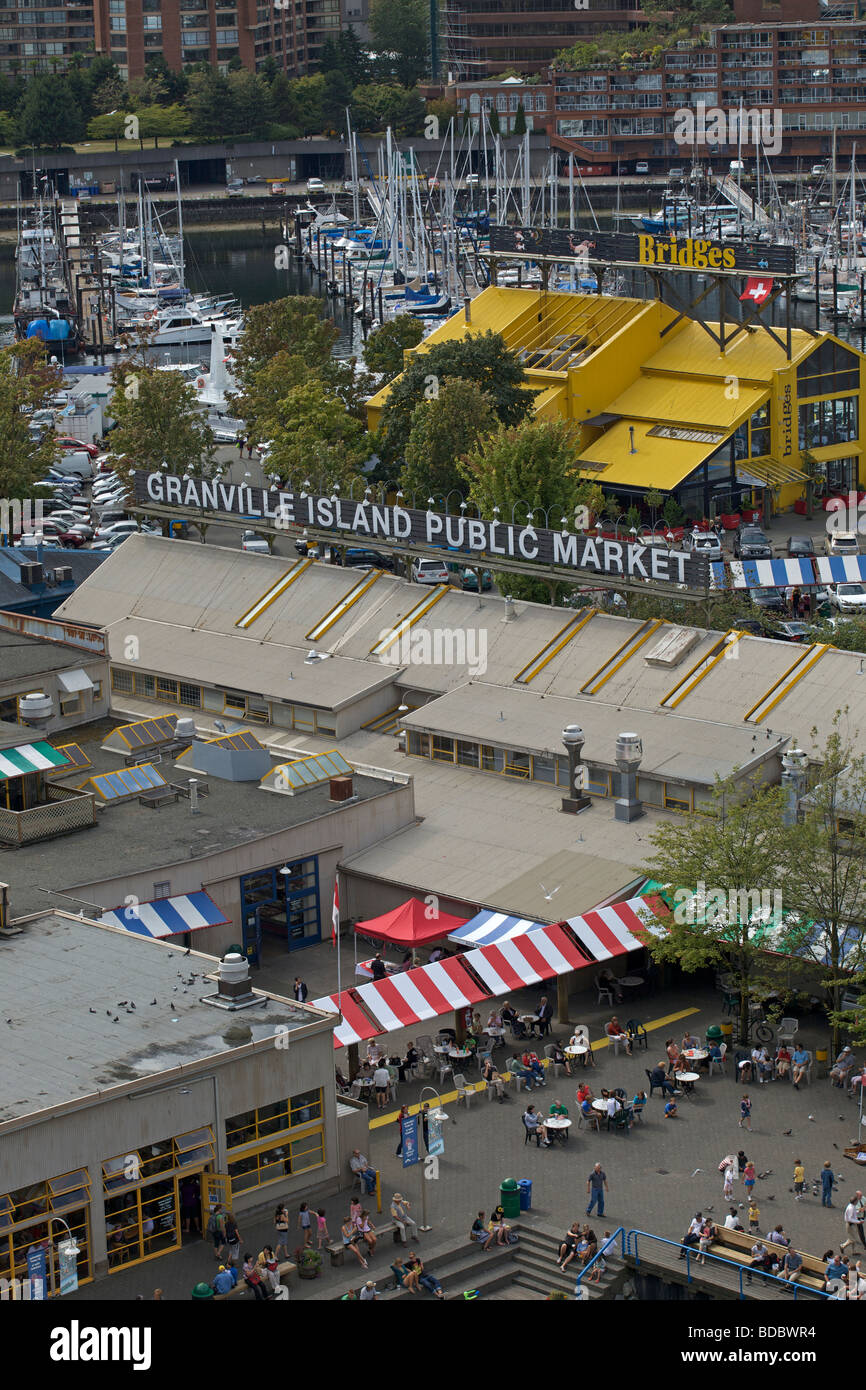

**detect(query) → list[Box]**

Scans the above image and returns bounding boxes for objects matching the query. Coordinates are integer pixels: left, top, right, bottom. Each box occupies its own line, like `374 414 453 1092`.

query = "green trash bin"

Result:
500 1177 521 1220
191 1281 214 1300
706 1025 722 1043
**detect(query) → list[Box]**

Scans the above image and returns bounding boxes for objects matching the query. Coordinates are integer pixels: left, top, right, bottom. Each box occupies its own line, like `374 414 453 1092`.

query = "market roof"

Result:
576 417 731 490
604 376 768 429
0 740 69 779
0 626 103 684
0 913 332 1123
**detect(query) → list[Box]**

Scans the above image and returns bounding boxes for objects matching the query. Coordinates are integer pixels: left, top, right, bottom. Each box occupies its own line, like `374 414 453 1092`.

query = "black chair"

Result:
646 1068 667 1099
523 1118 542 1147
536 1012 553 1038
627 1019 648 1051
511 1019 528 1041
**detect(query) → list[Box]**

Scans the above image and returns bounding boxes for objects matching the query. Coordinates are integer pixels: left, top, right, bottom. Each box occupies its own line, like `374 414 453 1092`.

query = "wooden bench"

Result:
213 1259 296 1298
709 1224 825 1290
327 1220 401 1266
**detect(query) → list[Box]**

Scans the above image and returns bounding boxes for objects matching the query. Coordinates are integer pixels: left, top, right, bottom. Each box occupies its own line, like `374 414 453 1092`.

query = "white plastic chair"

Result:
544 1044 563 1078
777 1017 799 1047
437 1061 453 1087
595 975 615 1006
608 1032 628 1057
454 1073 472 1108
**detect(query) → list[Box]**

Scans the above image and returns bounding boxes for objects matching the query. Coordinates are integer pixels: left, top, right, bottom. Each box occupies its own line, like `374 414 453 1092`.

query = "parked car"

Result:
95 519 138 539
49 451 95 479
226 179 245 197
341 548 397 571
811 163 828 177
459 567 493 591
668 166 685 178
824 530 860 556
685 529 723 562
411 557 450 585
729 159 746 174
786 534 815 558
57 436 99 459
241 530 270 554
634 161 650 175
749 585 786 612
733 525 773 559
770 620 812 642
55 528 88 548
830 581 866 612
306 177 325 193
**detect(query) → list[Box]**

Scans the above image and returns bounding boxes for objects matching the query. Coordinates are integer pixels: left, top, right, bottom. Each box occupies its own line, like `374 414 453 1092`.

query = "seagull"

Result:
539 883 561 902
783 1128 792 1136
691 1168 703 1176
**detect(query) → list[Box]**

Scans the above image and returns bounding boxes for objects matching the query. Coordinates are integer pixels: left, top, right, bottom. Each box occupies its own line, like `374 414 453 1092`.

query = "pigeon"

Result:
766 1195 775 1201
112 1016 119 1023
150 999 157 1006
106 1010 112 1016
783 1129 792 1136
5 1019 11 1025
184 947 191 956
89 1008 97 1014
833 1142 839 1149
129 1002 135 1010
117 1001 127 1006
262 998 269 1008
705 1204 714 1212
758 1170 773 1179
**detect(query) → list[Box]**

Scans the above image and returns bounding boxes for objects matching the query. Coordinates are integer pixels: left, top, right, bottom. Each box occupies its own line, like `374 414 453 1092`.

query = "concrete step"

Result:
512 1242 625 1300
490 1282 548 1300
376 1241 517 1300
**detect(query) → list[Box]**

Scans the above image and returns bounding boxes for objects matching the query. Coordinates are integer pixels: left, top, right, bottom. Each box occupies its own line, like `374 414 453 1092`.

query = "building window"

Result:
102 1128 214 1271
431 735 455 763
111 667 133 694
92 679 103 702
587 767 611 796
59 692 82 717
153 881 171 898
155 678 178 703
480 744 503 772
749 402 771 457
663 784 692 811
798 396 858 449
456 739 479 768
0 1170 92 1297
227 1128 325 1195
225 1088 324 1150
223 691 247 715
239 858 321 959
503 750 530 779
407 730 429 757
178 682 201 708
797 338 860 396
135 673 156 700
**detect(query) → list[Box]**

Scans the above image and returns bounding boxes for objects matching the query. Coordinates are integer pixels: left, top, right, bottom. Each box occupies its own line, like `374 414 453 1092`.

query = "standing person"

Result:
821 1161 836 1209
738 1093 753 1132
370 952 387 981
793 1158 806 1201
298 1201 313 1247
723 1161 735 1202
586 1163 608 1218
273 1202 290 1260
293 976 308 1002
420 1102 430 1154
223 1210 241 1266
698 1218 713 1266
665 1038 680 1074
842 1192 866 1251
743 1160 757 1200
395 1103 410 1155
180 1175 201 1235
390 1193 418 1244
316 1208 329 1250
207 1202 227 1260
748 1200 761 1235
374 1061 392 1111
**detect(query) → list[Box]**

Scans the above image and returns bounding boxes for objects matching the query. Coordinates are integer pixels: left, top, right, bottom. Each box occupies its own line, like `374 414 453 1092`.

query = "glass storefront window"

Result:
432 735 455 762
749 402 771 457
799 396 858 448
228 1127 325 1194
226 1090 324 1150
239 859 321 957
0 1171 92 1294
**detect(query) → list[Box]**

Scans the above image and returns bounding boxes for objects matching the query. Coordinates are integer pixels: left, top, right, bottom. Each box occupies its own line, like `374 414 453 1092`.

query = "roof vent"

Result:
174 717 197 740
201 951 267 1012
18 691 54 726
503 596 516 622
54 565 73 584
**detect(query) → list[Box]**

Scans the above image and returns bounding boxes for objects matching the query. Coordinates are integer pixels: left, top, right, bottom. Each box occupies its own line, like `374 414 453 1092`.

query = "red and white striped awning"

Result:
461 923 590 996
563 897 651 962
354 956 487 1032
311 989 383 1049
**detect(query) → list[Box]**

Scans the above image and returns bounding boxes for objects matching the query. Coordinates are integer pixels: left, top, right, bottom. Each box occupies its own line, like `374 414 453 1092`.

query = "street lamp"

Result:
561 724 591 815
417 1084 450 1232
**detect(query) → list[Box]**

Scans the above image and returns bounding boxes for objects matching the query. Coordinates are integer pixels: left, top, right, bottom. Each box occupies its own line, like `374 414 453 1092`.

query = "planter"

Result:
720 513 741 530
793 499 808 515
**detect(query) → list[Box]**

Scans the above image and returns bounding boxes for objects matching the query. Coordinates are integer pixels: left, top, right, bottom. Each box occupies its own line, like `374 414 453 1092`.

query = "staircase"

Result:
506 1221 626 1301
384 1238 518 1300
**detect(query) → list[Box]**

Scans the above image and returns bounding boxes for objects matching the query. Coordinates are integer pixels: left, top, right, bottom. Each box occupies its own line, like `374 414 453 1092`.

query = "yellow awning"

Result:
605 377 768 431
739 456 808 486
576 418 732 490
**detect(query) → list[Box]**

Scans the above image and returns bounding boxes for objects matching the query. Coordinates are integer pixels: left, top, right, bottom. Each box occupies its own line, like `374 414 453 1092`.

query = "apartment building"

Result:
0 1 95 74
441 0 651 79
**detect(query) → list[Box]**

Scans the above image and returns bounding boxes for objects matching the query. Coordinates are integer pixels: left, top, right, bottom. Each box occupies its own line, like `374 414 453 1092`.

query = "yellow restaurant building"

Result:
367 288 866 519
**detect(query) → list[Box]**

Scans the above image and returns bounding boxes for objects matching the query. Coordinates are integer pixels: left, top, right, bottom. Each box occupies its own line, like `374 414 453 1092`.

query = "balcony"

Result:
0 783 96 847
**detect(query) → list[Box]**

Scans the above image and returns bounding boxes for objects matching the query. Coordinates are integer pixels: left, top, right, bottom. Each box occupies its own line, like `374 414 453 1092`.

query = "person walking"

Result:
273 1202 290 1260
316 1208 329 1250
821 1161 836 1208
223 1210 241 1266
748 1201 761 1235
586 1163 608 1218
738 1093 753 1132
207 1203 227 1261
842 1192 866 1251
395 1103 410 1154
374 1062 392 1111
298 1201 313 1247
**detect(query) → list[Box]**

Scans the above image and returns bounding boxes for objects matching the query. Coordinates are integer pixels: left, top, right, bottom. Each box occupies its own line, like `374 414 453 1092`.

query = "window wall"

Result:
226 1089 325 1194
0 1170 92 1296
102 1128 214 1272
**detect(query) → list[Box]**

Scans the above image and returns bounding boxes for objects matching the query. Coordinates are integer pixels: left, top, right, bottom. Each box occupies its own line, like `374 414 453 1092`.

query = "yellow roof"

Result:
644 321 819 379
533 383 568 418
577 418 730 490
605 377 768 430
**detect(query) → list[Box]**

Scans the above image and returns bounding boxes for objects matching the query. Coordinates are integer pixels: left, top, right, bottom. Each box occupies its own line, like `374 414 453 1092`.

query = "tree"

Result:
369 0 429 87
637 776 794 1045
402 379 498 500
91 73 128 115
375 330 534 466
136 104 192 144
287 74 327 135
18 75 85 147
459 417 603 601
363 316 425 381
142 54 189 105
228 297 338 410
228 70 273 138
780 723 866 1055
488 107 500 136
265 378 368 489
0 341 63 504
513 102 527 137
186 67 235 140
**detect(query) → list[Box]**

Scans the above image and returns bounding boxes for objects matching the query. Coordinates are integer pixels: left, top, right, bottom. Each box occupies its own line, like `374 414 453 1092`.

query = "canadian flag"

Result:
739 276 774 304
332 876 340 946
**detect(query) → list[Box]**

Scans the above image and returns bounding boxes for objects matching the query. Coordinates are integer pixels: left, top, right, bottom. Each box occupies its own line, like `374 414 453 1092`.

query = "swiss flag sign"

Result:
739 276 774 304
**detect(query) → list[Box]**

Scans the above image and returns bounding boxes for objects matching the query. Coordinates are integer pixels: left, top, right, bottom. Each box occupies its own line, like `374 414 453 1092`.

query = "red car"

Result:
57 436 100 459
56 529 88 548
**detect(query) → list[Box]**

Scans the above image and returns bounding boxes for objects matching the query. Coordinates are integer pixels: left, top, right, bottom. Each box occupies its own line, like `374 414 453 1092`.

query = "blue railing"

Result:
574 1227 626 1289
625 1229 832 1301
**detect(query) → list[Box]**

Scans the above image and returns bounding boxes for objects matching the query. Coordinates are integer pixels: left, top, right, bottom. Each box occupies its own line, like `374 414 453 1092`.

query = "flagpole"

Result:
335 872 342 999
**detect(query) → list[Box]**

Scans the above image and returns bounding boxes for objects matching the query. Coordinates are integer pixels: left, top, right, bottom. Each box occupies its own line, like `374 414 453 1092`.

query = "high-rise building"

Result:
441 0 651 79
0 1 96 74
91 0 341 82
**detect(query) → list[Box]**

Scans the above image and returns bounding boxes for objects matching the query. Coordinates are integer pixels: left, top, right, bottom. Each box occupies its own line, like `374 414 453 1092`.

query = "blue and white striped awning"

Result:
101 891 229 939
816 555 866 584
710 557 817 590
446 910 549 947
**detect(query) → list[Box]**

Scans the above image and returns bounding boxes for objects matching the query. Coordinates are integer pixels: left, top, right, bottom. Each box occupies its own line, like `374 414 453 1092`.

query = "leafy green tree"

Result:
91 73 128 115
0 110 18 145
0 341 63 503
459 417 602 601
229 297 338 404
270 72 296 124
638 776 794 1045
289 74 327 135
265 378 368 489
228 70 273 138
322 69 353 132
137 104 192 144
402 379 497 501
336 28 371 87
488 108 500 136
369 0 429 86
375 330 534 466
364 316 425 381
513 102 527 137
142 54 189 105
18 75 85 147
187 67 235 140
86 111 127 145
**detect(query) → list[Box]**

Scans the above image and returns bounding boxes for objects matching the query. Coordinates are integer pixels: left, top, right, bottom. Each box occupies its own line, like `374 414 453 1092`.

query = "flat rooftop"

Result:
4 727 401 915
0 913 330 1124
0 627 98 684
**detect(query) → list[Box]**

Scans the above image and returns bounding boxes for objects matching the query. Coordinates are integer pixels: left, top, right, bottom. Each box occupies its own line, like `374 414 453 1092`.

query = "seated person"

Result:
558 1223 582 1270
406 1251 444 1298
349 1150 378 1195
681 1031 699 1052
664 1098 679 1118
748 1241 774 1280
605 1016 632 1055
521 1049 547 1087
774 1044 791 1078
469 1211 494 1250
767 1226 790 1251
598 968 623 1002
752 1045 772 1083
649 1062 677 1097
481 1056 506 1101
581 1229 598 1265
501 1001 521 1033
576 1082 594 1106
211 1264 238 1294
782 1247 803 1284
849 1063 866 1096
605 1093 623 1119
791 1046 809 1088
535 995 554 1037
523 1104 551 1147
707 1041 723 1067
631 1089 647 1116
829 1046 857 1087
723 1208 744 1232
549 1098 569 1117
397 1044 419 1082
511 1058 535 1092
487 1009 503 1032
549 1040 572 1076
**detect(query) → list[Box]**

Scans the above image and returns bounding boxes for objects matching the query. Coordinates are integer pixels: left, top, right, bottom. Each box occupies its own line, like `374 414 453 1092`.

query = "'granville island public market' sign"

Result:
134 470 710 588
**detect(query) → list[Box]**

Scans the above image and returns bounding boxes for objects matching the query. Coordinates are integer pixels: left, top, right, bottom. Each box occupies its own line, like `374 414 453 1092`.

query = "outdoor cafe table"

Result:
678 1070 700 1095
484 1027 505 1045
591 1099 609 1113
449 1047 473 1061
619 976 644 989
684 1048 709 1069
545 1115 572 1142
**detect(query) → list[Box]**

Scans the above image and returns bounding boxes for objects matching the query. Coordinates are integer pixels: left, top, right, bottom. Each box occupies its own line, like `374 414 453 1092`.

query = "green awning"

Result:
0 742 70 781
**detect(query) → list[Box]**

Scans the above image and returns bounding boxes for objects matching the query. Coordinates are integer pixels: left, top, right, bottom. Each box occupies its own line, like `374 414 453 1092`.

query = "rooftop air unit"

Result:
18 691 54 726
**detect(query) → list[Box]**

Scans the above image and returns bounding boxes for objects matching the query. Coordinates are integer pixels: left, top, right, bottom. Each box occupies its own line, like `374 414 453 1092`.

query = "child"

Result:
793 1159 805 1200
587 1231 610 1283
743 1160 757 1198
316 1207 329 1250
723 1164 734 1202
698 1219 713 1266
298 1201 313 1246
748 1201 760 1234
738 1093 752 1132
664 1098 678 1118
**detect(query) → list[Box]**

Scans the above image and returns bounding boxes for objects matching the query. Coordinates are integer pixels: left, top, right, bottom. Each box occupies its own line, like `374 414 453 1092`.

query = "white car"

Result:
411 557 450 585
241 530 270 554
687 530 723 562
825 530 860 557
306 177 325 193
830 582 866 612
95 519 140 539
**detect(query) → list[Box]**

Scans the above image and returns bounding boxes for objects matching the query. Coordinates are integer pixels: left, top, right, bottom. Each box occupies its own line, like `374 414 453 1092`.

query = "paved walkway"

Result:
66 976 865 1301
